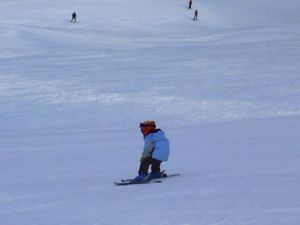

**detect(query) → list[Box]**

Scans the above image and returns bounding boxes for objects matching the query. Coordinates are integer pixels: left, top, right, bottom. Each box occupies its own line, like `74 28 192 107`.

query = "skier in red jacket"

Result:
188 0 192 9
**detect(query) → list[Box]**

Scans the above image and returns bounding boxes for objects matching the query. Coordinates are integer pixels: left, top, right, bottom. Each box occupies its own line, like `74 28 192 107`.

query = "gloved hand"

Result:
140 157 145 163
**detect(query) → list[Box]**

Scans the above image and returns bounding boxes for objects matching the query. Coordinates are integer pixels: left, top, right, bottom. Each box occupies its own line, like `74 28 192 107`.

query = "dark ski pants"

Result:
139 157 162 175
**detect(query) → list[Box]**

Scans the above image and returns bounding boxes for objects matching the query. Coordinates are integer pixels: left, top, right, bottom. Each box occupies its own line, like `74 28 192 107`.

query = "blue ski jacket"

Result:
142 129 170 161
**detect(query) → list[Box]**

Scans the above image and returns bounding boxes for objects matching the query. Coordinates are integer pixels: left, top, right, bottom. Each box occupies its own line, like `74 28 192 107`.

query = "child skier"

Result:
134 121 170 182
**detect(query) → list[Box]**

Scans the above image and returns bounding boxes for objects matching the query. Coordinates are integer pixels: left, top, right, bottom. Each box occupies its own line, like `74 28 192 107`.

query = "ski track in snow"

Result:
1 23 300 130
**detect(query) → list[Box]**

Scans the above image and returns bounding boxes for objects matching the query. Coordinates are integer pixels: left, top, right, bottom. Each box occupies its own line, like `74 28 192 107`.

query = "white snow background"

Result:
1 0 300 224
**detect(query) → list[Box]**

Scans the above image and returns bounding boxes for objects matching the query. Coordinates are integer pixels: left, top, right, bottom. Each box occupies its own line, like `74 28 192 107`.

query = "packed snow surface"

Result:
0 0 300 225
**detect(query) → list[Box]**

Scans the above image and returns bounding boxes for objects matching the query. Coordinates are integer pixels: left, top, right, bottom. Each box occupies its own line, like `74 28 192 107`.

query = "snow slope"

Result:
0 0 300 224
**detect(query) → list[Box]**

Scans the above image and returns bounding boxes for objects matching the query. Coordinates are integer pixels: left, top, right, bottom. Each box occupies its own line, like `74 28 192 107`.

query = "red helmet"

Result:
139 120 156 128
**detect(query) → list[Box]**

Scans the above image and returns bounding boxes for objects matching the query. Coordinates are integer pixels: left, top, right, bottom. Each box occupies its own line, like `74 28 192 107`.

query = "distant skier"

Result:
193 9 198 20
188 0 192 9
71 11 77 23
133 121 170 182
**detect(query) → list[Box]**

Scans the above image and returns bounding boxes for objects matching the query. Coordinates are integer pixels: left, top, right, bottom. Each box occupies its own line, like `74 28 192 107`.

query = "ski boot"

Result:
133 173 147 182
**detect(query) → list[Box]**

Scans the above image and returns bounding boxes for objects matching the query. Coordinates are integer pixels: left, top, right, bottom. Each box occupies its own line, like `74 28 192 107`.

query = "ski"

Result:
114 180 162 186
120 173 180 183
